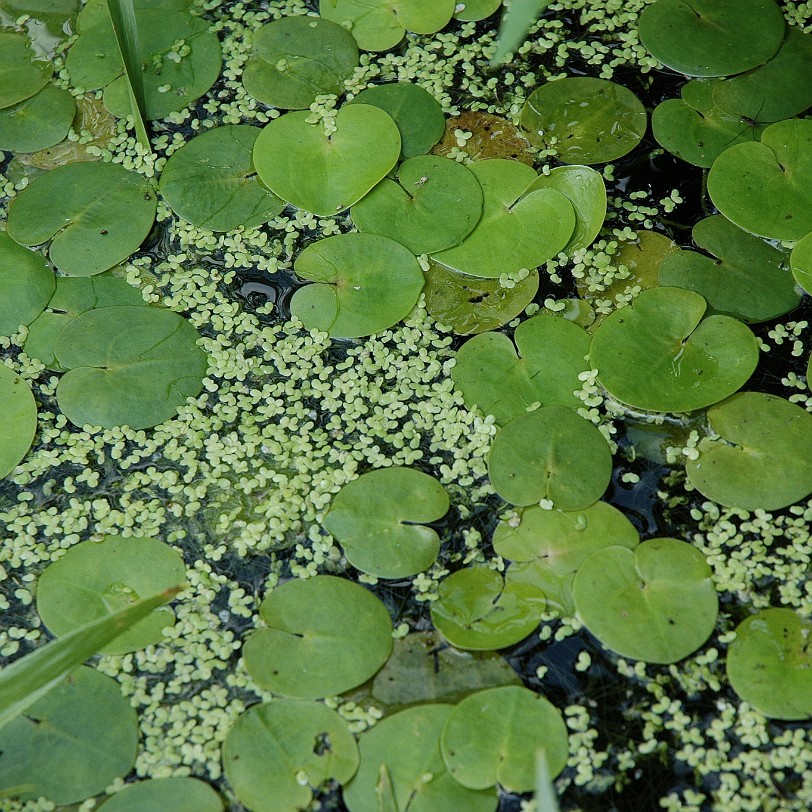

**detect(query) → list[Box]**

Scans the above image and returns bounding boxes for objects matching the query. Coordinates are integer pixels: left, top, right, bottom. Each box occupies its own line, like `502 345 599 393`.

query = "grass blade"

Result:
375 763 399 812
0 584 182 730
492 0 554 65
536 748 561 812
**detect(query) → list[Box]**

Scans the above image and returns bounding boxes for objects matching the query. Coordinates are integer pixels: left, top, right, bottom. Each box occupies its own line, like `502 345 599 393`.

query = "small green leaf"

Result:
0 365 37 481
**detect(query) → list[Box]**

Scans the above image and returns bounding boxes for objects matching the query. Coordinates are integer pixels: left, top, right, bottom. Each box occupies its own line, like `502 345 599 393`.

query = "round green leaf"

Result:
243 575 393 698
440 686 569 792
0 83 75 153
431 565 546 651
291 233 425 338
98 778 224 812
431 159 575 278
253 104 401 216
638 0 785 77
0 231 55 335
0 31 52 109
159 125 285 232
424 262 539 335
0 364 37 480
452 314 592 425
222 700 359 812
658 215 800 323
726 608 812 720
791 230 812 295
454 0 502 20
242 15 359 109
344 704 498 812
54 305 208 429
6 161 157 276
686 392 812 511
35 534 185 655
0 666 138 805
520 78 646 164
323 467 449 578
573 538 718 663
351 155 483 254
487 406 612 508
589 287 759 413
350 82 446 159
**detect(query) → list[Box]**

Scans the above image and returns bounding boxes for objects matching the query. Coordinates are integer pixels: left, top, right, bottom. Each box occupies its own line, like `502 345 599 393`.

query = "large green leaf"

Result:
0 366 37 481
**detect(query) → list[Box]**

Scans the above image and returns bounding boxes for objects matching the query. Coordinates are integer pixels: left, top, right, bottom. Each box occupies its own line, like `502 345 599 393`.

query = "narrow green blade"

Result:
536 748 561 812
492 0 553 64
376 763 399 812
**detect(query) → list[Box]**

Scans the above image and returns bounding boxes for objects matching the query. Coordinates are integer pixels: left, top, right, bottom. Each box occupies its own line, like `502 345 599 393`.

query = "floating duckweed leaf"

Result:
243 575 393 698
708 118 812 242
0 84 75 153
652 80 764 169
323 467 449 578
35 535 186 655
520 78 646 164
726 608 812 721
0 231 54 336
350 82 446 159
318 0 456 52
98 778 224 812
589 287 759 413
344 704 498 812
440 686 569 792
487 406 612 508
572 538 719 663
0 666 137 805
493 502 639 614
685 392 812 510
454 0 502 21
351 155 483 254
291 233 424 338
371 630 521 710
522 166 606 252
452 314 591 424
432 159 575 279
638 0 785 77
432 111 535 164
253 104 401 216
242 16 359 110
159 125 285 232
54 305 208 429
223 700 359 812
424 262 539 335
7 161 156 276
0 31 52 109
791 230 812 295
0 365 37 480
430 565 546 650
658 215 799 323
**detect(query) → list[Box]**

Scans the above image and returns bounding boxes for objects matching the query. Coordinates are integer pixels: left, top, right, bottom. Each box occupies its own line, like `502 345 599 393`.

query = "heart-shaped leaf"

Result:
454 0 502 20
0 365 37 480
0 231 55 336
0 31 52 109
97 778 223 812
0 84 75 153
791 230 812 295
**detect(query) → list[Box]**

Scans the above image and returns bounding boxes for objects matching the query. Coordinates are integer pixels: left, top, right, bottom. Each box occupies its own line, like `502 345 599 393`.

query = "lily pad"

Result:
424 262 539 335
54 305 208 429
291 233 425 338
520 78 646 164
0 665 138 805
344 704 498 812
243 575 393 698
685 392 812 511
350 82 446 159
707 118 812 242
452 313 592 424
487 406 612 508
431 159 575 278
0 231 54 336
432 111 535 165
0 365 37 480
6 161 157 276
440 685 569 792
35 534 186 655
159 125 285 232
589 286 759 413
242 15 359 110
454 0 502 20
572 538 719 663
98 778 223 812
791 230 812 295
658 215 800 322
726 608 812 720
430 565 546 650
323 466 449 578
253 104 401 216
223 700 359 812
638 0 785 77
0 83 75 153
351 155 483 254
0 31 52 109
